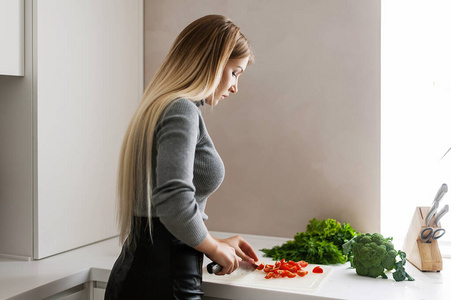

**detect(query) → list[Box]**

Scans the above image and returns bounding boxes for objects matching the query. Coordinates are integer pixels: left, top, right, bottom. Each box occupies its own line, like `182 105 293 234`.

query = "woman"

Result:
105 15 258 299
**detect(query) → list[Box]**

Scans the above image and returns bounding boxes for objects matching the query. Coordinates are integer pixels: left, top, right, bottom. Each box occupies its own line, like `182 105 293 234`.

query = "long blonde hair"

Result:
117 15 254 244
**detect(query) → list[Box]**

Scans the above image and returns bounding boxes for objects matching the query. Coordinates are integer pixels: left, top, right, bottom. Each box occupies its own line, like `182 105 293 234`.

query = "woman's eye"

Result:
232 72 237 77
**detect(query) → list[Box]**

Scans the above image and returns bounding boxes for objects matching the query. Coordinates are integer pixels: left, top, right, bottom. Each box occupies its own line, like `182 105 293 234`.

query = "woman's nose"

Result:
229 84 237 93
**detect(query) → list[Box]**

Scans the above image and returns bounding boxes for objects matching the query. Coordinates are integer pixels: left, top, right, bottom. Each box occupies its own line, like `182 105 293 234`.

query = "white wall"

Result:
145 0 381 237
381 0 451 249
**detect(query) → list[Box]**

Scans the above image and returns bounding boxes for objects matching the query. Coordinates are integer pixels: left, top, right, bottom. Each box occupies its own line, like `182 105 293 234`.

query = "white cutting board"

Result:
202 258 333 293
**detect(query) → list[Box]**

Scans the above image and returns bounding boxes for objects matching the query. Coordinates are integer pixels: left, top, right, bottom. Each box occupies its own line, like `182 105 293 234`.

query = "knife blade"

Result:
207 260 259 274
426 200 439 226
435 204 449 227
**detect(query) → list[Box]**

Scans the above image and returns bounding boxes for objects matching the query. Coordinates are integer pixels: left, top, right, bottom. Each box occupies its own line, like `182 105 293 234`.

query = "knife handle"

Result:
433 183 448 205
207 262 222 274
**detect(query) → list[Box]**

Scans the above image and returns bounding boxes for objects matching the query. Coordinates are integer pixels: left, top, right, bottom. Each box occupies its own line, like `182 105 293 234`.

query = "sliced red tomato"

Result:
259 259 311 279
286 271 296 278
312 266 323 273
298 260 308 268
279 264 290 271
265 272 274 279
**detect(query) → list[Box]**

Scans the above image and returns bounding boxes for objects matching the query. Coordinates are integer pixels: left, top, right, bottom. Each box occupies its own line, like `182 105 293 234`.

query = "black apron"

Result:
105 217 204 299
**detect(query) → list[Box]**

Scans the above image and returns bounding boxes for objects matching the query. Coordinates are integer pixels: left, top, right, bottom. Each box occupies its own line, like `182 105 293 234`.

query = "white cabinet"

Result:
42 281 105 300
93 287 106 300
45 286 88 300
0 0 24 76
0 0 143 260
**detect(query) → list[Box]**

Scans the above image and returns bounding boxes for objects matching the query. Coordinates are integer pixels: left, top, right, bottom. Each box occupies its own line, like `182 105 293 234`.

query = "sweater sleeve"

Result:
151 99 208 247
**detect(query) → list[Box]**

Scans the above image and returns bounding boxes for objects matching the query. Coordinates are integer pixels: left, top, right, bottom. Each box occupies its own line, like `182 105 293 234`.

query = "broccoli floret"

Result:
344 233 415 282
382 249 398 271
371 233 386 245
358 233 372 244
385 241 395 251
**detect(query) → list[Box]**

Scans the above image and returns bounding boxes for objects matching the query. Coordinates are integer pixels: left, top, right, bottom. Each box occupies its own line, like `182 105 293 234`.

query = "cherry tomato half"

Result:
260 258 311 279
298 260 308 268
312 266 324 273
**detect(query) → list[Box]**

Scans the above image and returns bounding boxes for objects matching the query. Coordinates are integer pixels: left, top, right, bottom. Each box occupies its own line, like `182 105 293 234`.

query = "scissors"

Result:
420 227 446 243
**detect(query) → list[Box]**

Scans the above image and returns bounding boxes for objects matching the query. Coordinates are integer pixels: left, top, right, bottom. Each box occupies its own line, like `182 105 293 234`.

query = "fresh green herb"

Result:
261 218 358 265
343 233 415 282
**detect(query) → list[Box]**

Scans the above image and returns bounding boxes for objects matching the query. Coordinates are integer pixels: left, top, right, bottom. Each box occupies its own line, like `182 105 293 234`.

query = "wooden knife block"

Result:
402 206 443 272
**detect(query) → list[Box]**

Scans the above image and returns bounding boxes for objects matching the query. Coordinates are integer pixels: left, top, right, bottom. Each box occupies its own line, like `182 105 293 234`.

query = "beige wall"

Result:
144 0 381 238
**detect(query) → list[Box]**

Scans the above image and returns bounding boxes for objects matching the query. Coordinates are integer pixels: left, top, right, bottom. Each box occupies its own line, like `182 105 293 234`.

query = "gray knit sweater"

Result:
136 98 225 247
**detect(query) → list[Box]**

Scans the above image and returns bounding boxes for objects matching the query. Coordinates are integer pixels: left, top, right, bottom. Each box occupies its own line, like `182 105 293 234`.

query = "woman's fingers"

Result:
208 235 259 275
196 233 242 275
238 239 259 262
213 244 241 275
219 235 259 262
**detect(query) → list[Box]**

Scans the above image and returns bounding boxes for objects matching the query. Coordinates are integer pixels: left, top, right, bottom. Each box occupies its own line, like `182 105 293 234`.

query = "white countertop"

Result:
0 232 449 300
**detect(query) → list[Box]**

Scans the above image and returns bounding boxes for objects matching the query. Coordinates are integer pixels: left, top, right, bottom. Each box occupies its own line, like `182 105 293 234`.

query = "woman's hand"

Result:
215 235 259 264
210 241 242 275
194 233 241 275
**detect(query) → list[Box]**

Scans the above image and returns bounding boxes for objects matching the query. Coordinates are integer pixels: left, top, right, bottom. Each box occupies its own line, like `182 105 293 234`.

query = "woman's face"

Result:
206 56 250 106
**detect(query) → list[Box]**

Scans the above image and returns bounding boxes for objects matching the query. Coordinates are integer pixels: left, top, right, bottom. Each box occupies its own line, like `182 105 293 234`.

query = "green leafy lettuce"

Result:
261 218 358 265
